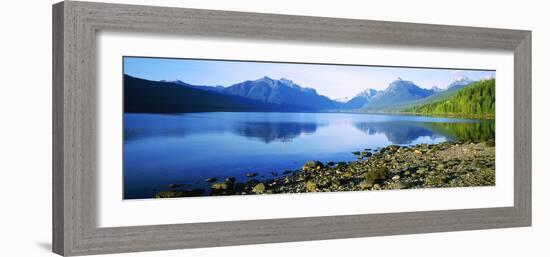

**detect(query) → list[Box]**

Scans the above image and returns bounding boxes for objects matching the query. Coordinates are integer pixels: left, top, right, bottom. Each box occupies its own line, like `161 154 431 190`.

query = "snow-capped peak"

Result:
386 79 416 92
255 76 316 93
453 75 473 83
447 75 473 89
333 97 351 103
357 88 378 98
279 77 294 85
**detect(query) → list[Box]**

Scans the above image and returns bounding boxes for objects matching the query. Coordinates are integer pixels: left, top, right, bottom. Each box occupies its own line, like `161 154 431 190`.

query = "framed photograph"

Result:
53 1 531 256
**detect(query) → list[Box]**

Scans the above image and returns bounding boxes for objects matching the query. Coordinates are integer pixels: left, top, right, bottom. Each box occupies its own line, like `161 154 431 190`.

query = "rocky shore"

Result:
155 139 495 198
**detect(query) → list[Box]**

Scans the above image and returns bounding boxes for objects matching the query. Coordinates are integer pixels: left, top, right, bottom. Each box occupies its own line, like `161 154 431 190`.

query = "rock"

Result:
342 171 353 178
246 172 258 177
352 151 361 156
306 181 317 192
425 176 444 186
252 183 266 194
317 178 330 187
359 179 374 190
336 162 347 168
168 183 184 188
366 166 388 181
211 178 241 195
387 145 400 152
186 140 495 196
363 152 373 157
211 183 229 190
234 182 246 192
204 177 217 183
485 140 495 147
392 182 411 190
417 168 426 175
155 189 205 198
302 161 324 171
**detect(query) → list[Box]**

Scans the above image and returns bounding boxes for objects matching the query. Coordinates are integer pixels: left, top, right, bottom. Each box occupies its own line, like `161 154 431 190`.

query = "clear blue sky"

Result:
124 57 496 99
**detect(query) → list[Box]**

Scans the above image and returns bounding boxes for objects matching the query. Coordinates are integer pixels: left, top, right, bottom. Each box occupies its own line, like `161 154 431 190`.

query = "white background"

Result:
0 0 548 256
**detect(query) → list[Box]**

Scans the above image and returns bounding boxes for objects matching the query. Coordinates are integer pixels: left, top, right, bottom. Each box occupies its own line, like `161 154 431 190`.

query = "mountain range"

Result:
221 76 339 110
125 75 300 113
359 79 437 110
125 74 484 114
341 88 378 109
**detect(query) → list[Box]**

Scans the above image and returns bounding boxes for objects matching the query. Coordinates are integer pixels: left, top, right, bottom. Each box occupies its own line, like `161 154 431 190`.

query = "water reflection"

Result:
234 122 323 143
424 122 495 141
123 112 495 199
353 121 495 144
125 113 494 145
124 113 233 142
354 122 443 144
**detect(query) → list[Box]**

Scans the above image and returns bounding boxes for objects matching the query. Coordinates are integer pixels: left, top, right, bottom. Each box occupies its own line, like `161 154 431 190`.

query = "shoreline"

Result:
155 139 496 198
125 110 495 121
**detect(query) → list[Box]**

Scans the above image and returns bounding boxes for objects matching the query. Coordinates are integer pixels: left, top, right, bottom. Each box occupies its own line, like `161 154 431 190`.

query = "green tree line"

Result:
406 79 495 118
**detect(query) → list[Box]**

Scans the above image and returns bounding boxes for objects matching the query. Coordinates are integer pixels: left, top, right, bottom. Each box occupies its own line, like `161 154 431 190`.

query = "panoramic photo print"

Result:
123 57 496 199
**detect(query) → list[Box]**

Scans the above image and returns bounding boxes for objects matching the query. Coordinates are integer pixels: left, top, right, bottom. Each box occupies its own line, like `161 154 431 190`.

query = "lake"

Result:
123 112 494 199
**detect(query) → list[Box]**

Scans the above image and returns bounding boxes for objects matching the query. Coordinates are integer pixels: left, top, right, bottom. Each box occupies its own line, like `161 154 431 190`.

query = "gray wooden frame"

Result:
52 1 531 256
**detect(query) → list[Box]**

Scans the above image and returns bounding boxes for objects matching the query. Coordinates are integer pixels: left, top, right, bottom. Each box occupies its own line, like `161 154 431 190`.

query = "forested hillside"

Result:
406 79 495 118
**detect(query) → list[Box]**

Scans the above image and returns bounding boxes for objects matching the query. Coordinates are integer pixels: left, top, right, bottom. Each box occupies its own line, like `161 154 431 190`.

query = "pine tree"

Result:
406 79 495 118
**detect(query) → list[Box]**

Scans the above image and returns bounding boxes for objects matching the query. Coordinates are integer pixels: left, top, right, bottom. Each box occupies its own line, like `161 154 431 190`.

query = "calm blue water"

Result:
123 112 494 199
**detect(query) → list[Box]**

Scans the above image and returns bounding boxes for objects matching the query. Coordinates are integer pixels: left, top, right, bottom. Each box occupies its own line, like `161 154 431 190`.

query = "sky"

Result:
124 57 496 100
